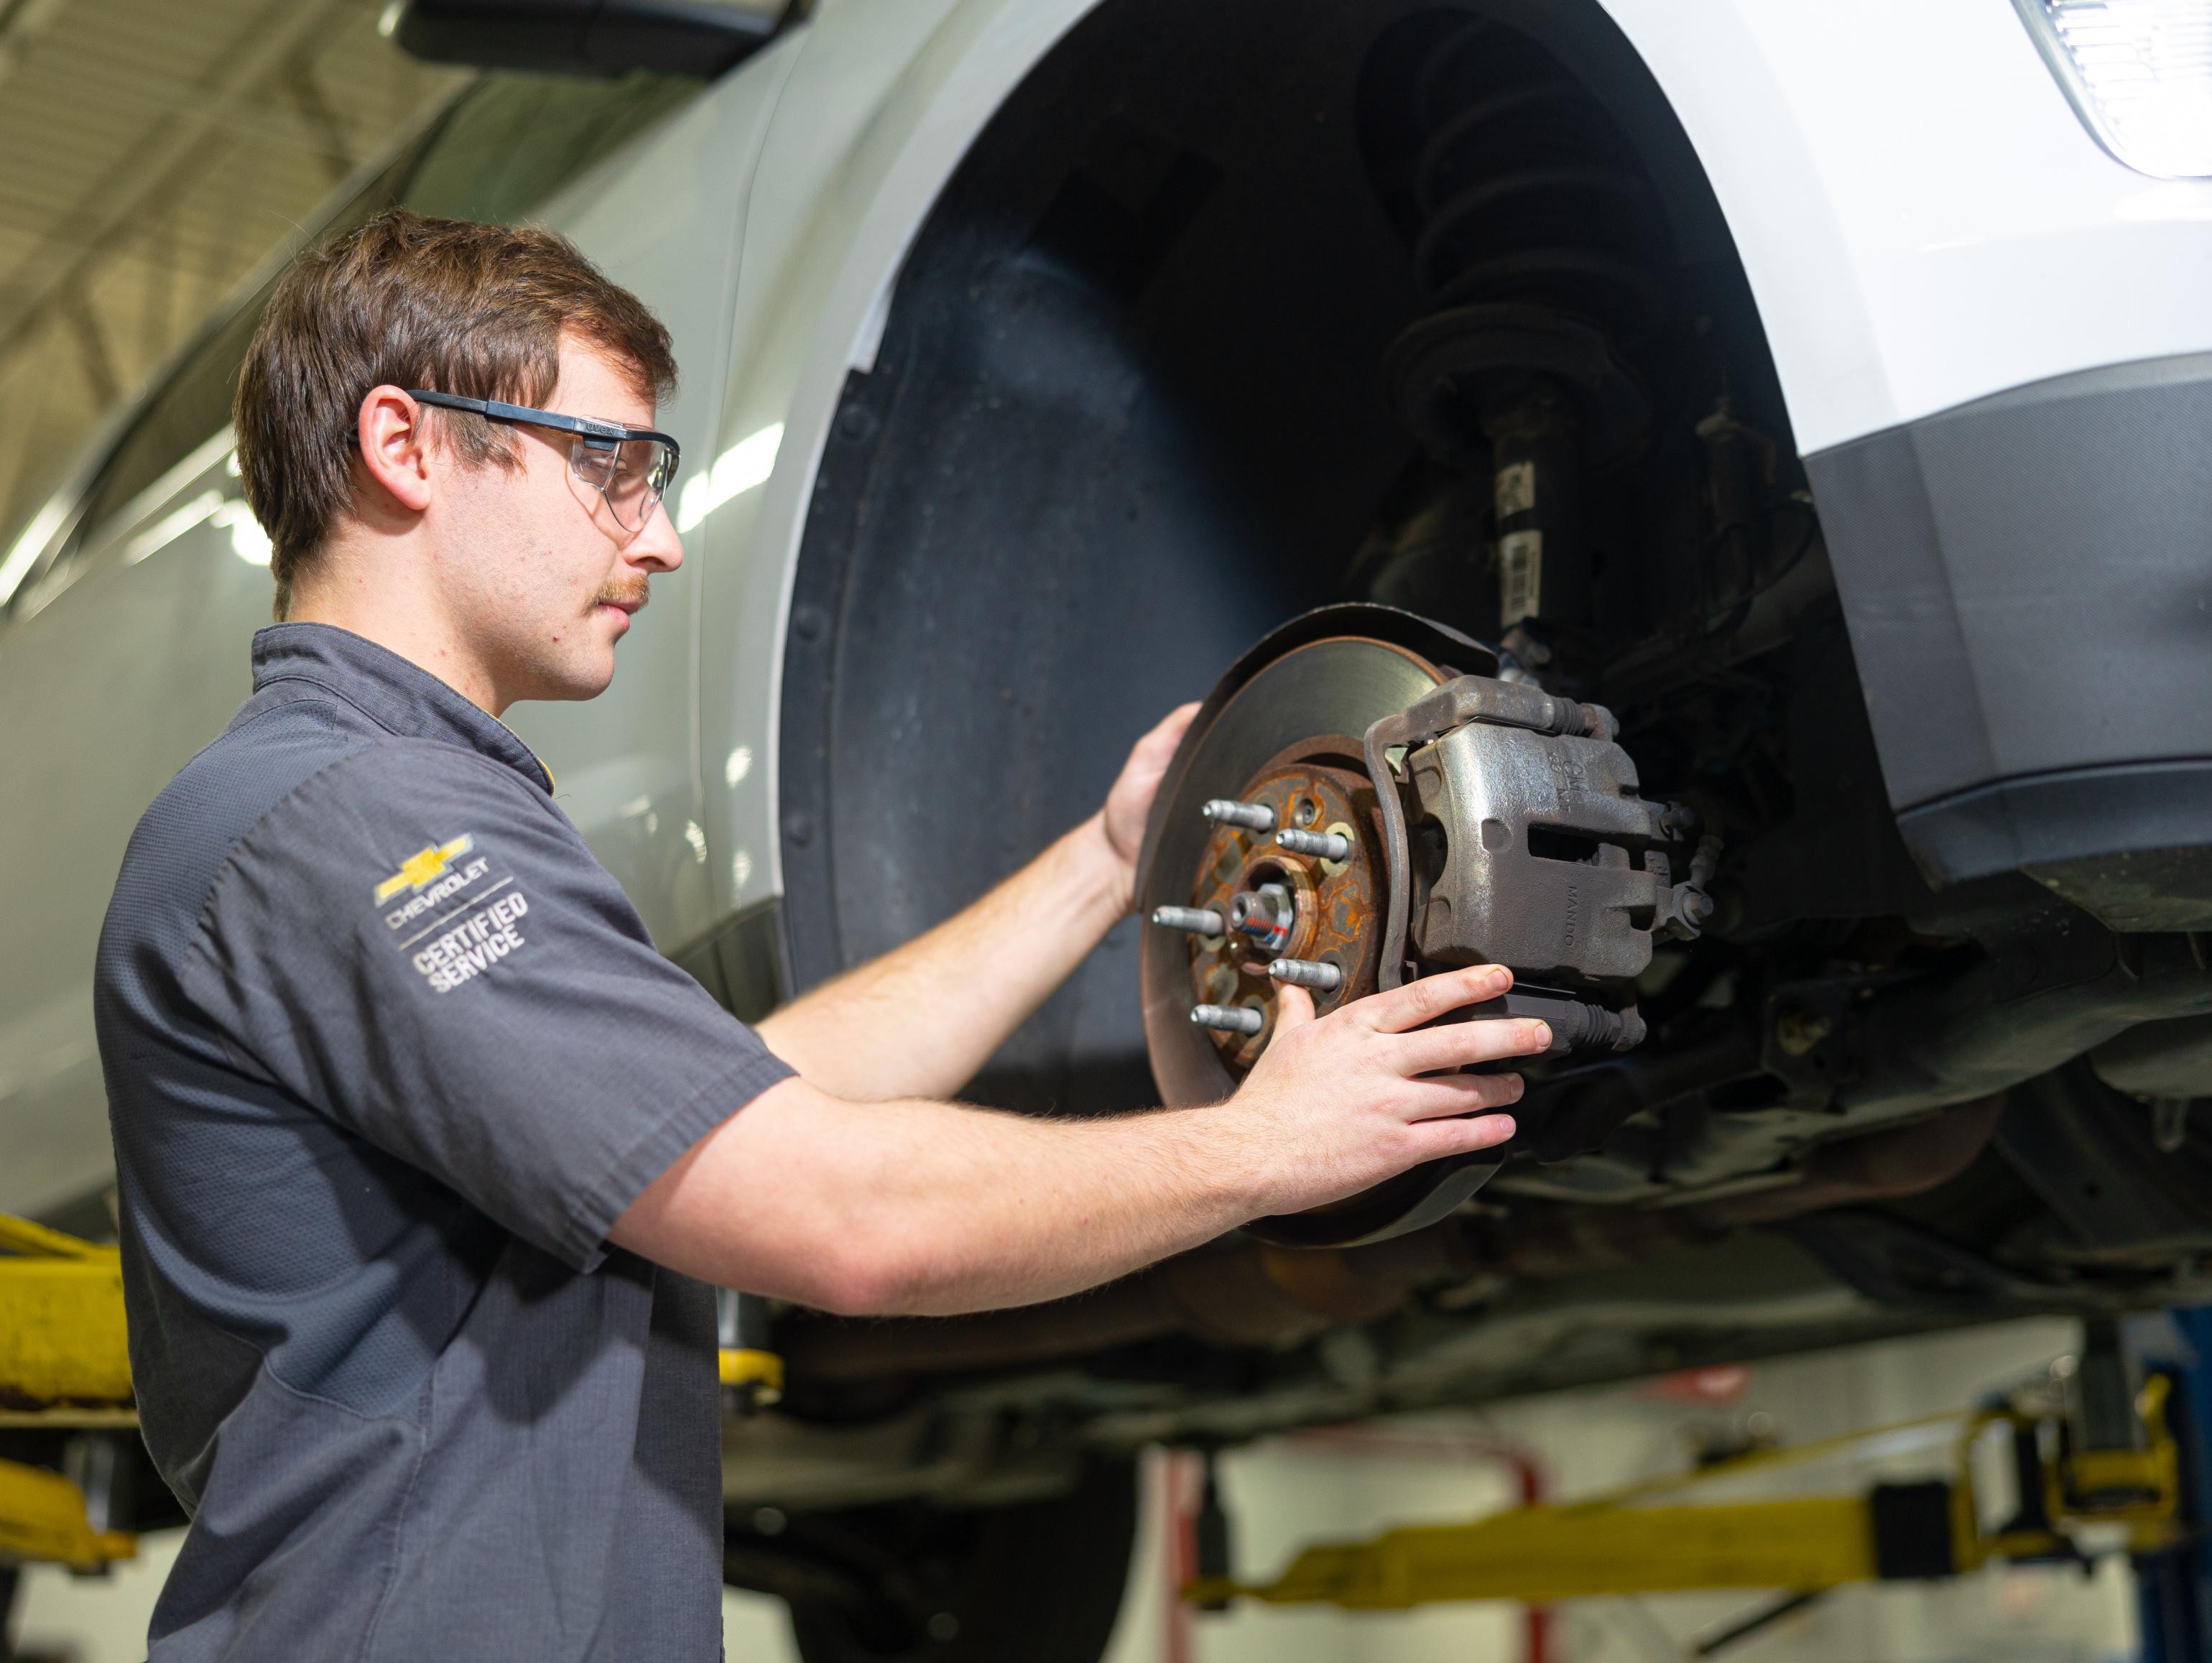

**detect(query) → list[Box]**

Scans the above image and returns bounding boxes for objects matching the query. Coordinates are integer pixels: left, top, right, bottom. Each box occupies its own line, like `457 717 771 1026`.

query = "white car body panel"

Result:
1602 0 2212 454
0 431 296 1216
6 0 2209 1217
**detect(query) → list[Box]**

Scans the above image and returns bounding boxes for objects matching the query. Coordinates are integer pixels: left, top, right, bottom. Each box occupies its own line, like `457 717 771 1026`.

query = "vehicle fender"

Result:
1598 0 2212 453
690 0 1099 924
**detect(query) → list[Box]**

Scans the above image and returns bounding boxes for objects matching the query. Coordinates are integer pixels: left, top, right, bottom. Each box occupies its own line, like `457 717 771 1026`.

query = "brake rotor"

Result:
1136 606 1502 1247
1140 638 1441 1101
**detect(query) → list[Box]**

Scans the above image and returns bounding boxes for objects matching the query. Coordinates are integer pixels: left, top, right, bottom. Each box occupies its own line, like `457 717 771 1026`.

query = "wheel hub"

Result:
1177 746 1386 1070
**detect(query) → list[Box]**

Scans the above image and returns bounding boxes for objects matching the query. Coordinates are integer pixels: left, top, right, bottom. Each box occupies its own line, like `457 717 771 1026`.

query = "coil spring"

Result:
1402 17 1670 346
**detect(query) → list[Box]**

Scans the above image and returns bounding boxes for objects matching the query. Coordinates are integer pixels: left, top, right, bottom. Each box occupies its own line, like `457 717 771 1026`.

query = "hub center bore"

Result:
1226 882 1294 953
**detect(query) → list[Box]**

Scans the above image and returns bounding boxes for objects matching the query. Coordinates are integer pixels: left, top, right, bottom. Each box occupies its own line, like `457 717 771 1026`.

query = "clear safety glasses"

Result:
406 389 682 535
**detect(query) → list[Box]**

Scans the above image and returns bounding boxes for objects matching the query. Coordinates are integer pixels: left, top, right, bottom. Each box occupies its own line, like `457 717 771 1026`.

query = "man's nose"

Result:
629 504 685 574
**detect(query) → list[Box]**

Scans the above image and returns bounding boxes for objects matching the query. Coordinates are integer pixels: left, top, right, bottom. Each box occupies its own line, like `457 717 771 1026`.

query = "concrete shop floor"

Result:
14 1318 2135 1662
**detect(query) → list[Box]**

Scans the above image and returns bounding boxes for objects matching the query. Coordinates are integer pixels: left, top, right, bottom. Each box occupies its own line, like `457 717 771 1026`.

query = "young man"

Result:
94 209 1544 1661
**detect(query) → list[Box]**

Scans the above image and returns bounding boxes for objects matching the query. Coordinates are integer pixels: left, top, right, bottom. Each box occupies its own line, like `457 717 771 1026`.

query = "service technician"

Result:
93 208 1547 1662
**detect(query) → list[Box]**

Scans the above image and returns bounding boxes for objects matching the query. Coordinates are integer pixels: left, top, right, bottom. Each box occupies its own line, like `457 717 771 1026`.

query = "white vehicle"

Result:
4 2 2209 1654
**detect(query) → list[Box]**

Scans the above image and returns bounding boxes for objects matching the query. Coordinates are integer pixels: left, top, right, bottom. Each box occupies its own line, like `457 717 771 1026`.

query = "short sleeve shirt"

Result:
93 623 793 1662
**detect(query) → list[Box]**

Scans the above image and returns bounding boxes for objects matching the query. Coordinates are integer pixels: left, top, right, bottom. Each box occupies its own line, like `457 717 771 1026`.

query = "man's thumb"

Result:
1272 983 1316 1034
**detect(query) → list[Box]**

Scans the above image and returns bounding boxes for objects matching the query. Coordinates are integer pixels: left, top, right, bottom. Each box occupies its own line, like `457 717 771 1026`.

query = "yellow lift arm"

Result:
1 1215 786 1572
0 1457 136 1573
0 1214 139 1572
0 1214 132 1416
1189 1379 2183 1611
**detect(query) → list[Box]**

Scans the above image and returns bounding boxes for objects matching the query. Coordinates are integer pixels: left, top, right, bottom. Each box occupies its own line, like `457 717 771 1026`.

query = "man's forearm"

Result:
615 965 1544 1318
613 1076 1267 1316
755 812 1130 1101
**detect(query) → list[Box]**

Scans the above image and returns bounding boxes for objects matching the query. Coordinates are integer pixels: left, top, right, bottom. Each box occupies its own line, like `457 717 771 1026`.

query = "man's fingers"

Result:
1399 1070 1525 1119
1392 1018 1552 1076
1106 703 1212 862
1404 1110 1518 1161
1356 963 1514 1032
1146 701 1200 756
1272 981 1316 1037
1124 703 1198 777
1103 703 1206 868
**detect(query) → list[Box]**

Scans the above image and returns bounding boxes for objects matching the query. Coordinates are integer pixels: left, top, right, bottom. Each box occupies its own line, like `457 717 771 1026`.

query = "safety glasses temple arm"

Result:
402 389 680 465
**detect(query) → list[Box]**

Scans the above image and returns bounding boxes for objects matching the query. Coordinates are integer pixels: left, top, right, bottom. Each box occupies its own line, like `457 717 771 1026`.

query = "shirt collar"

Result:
249 623 555 795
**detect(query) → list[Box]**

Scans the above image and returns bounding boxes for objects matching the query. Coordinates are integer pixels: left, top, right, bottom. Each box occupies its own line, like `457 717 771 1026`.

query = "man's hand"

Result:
1231 964 1542 1218
1099 703 1200 907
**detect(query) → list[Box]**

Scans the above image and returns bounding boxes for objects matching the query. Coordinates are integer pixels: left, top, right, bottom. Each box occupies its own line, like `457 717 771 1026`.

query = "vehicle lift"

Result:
0 1215 134 1577
1185 1315 2212 1657
11 1208 2212 1659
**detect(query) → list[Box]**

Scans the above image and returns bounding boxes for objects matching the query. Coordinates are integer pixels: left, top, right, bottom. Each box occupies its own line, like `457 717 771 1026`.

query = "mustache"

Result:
592 577 651 614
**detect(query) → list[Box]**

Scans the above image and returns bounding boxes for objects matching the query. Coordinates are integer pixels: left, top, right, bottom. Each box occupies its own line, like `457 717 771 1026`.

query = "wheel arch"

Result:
698 0 1820 878
690 0 1876 1013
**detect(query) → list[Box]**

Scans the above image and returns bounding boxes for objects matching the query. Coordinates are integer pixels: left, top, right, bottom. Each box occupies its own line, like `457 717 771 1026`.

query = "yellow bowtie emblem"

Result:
374 835 476 904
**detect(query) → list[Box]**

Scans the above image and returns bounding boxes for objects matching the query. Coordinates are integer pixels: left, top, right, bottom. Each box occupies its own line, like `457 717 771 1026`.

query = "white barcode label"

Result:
1499 529 1543 626
1495 461 1536 519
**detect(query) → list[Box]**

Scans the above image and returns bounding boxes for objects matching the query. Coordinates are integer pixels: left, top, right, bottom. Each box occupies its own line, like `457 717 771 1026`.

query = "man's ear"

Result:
356 386 436 514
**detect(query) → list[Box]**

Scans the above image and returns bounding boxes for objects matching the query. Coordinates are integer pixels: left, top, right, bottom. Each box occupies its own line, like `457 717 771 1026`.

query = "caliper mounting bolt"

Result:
1191 1004 1265 1035
1276 828 1352 861
1202 799 1276 832
1152 905 1225 935
1268 957 1342 992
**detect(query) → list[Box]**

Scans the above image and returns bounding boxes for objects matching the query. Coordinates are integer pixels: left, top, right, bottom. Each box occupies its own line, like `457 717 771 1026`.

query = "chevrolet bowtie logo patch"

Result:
374 835 476 904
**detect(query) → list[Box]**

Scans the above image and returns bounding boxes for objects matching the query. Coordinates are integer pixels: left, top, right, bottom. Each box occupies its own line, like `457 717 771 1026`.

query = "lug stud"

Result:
1276 828 1351 861
1191 1004 1264 1035
1267 957 1342 992
1202 799 1276 832
1152 905 1224 935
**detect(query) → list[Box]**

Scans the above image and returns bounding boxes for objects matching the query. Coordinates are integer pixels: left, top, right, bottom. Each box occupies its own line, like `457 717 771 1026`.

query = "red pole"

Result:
1505 1447 1552 1663
1274 1425 1555 1663
1162 1449 1198 1663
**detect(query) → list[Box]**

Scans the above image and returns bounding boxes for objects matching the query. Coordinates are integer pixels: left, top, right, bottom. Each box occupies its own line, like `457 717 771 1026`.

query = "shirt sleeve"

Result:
180 740 793 1271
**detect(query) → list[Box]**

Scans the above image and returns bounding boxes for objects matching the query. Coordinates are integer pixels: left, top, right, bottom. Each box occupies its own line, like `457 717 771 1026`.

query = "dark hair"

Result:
234 208 677 617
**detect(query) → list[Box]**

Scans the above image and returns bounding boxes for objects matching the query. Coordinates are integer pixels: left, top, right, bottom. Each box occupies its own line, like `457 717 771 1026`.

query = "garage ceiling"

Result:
0 0 465 553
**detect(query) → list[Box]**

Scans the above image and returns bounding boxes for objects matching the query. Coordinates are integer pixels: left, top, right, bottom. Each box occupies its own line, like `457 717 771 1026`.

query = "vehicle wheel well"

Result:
775 0 1784 1116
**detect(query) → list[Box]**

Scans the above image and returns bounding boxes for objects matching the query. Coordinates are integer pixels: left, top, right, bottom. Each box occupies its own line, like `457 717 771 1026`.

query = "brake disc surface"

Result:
1136 608 1526 1248
1139 634 1444 1107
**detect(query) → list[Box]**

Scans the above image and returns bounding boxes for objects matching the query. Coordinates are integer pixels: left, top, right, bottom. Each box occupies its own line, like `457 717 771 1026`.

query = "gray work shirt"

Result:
93 623 793 1662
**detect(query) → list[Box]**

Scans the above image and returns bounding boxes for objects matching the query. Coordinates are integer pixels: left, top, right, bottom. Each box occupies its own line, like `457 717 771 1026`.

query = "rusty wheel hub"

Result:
1180 745 1385 1072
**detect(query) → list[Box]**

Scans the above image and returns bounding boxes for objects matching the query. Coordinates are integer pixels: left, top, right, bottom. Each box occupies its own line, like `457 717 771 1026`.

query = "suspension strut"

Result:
1362 14 1672 678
